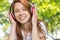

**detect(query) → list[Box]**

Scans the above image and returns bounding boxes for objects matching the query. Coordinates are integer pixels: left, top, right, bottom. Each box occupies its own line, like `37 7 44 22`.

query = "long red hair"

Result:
9 0 46 40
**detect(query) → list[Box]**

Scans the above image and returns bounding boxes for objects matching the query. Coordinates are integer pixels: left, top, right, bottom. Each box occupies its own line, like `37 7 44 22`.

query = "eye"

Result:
22 8 27 11
14 9 19 13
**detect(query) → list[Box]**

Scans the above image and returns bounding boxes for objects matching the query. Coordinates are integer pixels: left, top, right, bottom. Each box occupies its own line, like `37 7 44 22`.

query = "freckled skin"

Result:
14 2 31 24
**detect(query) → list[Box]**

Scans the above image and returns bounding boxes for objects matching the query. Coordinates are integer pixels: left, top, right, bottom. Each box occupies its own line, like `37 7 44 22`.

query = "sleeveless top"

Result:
6 21 53 40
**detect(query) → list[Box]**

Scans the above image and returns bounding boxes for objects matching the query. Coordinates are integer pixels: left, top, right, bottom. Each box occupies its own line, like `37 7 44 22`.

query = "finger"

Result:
31 5 35 14
33 8 35 14
33 5 38 15
10 13 13 19
7 13 10 18
34 5 38 15
8 13 13 20
7 13 11 22
33 8 38 17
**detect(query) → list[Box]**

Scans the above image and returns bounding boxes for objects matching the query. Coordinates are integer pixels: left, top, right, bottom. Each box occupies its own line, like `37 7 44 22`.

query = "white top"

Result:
21 29 32 40
6 21 53 40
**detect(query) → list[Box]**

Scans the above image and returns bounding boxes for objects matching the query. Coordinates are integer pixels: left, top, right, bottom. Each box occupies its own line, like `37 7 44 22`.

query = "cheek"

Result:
27 13 31 19
14 13 19 19
26 12 30 16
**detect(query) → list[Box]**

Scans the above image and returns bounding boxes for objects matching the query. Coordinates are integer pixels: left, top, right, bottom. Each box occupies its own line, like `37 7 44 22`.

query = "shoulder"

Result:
37 19 46 25
37 19 47 29
37 19 48 34
38 20 53 40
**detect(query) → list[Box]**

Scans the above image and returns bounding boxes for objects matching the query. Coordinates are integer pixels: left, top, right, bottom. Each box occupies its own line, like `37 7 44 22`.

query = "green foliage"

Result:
32 0 60 33
0 0 10 38
0 0 60 37
0 0 10 12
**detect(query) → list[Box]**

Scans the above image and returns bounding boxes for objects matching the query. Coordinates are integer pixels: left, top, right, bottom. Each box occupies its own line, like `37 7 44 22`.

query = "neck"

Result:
20 20 32 32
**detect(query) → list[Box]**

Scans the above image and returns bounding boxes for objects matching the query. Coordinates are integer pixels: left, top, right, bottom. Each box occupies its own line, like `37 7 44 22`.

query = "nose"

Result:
19 11 24 15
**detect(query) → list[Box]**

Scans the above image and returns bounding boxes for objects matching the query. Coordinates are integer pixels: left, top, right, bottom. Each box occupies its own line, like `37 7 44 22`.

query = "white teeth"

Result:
20 16 26 20
19 15 26 20
21 17 25 19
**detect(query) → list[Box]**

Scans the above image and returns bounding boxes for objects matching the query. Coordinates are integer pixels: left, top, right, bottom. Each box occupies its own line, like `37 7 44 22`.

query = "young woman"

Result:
7 0 52 40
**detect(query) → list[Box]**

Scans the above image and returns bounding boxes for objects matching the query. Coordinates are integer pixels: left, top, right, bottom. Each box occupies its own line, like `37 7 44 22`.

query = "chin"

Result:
19 20 28 24
20 21 27 24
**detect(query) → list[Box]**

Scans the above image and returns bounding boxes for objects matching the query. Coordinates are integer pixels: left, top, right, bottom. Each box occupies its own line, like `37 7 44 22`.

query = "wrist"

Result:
11 23 16 26
32 23 37 26
11 24 16 28
32 24 37 28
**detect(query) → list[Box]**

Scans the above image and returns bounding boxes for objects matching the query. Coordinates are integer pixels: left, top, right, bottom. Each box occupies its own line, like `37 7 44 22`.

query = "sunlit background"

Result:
0 0 60 40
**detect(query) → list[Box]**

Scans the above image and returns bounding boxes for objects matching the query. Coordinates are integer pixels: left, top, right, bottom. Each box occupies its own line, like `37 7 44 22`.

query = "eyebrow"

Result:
15 6 26 11
14 9 19 11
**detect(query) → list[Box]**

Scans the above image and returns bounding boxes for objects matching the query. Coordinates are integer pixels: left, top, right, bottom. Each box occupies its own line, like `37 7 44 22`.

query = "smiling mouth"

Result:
19 16 26 20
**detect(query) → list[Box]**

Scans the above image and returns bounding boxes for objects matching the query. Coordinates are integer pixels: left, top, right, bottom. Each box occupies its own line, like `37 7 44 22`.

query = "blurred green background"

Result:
0 0 60 40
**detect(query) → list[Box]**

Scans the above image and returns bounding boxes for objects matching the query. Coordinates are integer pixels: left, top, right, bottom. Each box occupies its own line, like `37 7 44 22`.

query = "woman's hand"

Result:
8 13 16 25
8 13 17 40
31 5 40 40
32 5 38 25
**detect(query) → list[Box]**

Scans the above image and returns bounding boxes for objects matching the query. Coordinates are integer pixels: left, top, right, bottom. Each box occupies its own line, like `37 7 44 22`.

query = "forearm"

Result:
8 24 17 40
32 24 40 40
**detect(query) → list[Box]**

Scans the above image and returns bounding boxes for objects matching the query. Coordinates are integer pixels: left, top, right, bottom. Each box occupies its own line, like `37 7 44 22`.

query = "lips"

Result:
20 17 25 20
19 16 26 20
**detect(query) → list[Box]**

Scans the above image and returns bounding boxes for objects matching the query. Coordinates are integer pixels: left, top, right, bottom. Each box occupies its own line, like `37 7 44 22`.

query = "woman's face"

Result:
14 2 31 24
